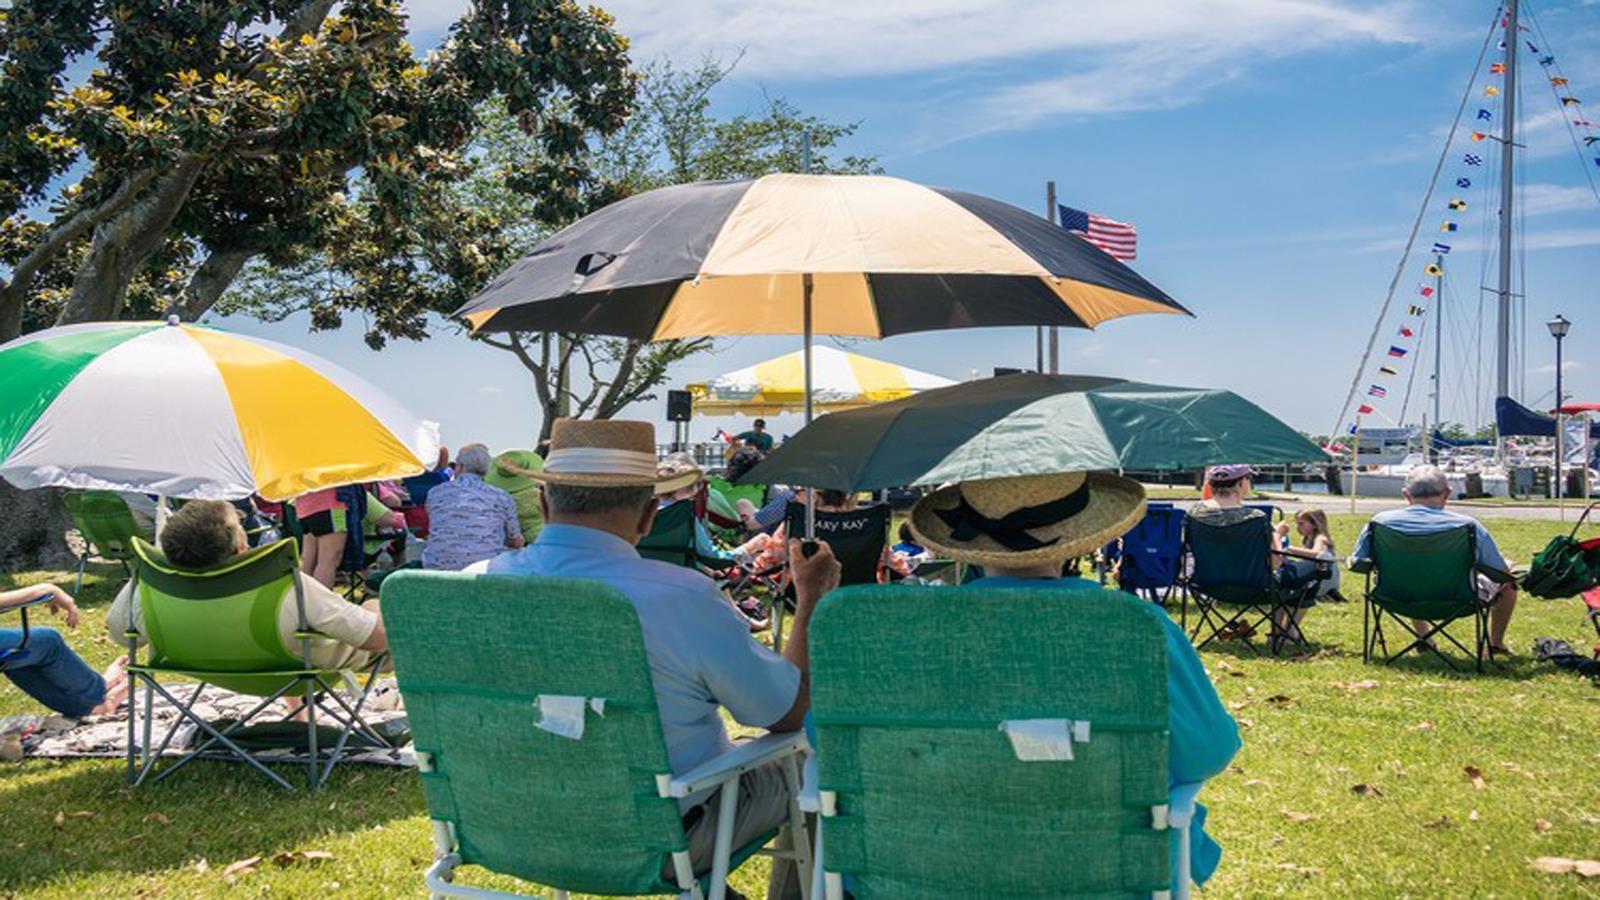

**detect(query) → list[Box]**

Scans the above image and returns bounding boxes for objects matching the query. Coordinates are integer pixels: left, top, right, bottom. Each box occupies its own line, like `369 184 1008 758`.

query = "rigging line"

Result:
1399 270 1435 423
1328 5 1504 441
1524 0 1600 207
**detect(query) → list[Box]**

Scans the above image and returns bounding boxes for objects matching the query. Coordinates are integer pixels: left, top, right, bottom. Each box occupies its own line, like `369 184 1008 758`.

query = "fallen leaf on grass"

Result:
1273 863 1323 876
221 856 262 883
52 811 63 830
1423 815 1452 829
1243 779 1269 788
142 812 170 825
1266 694 1296 706
1535 818 1554 833
192 859 209 875
1331 679 1379 691
1236 718 1255 730
1227 700 1249 711
1469 809 1480 822
1501 761 1536 780
272 850 335 867
1407 720 1435 732
67 811 96 820
1531 857 1600 877
1351 783 1383 797
1281 810 1315 822
1464 765 1487 790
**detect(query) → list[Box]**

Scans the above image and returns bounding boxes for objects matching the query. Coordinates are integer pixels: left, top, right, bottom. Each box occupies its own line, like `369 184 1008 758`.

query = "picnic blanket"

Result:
0 679 414 768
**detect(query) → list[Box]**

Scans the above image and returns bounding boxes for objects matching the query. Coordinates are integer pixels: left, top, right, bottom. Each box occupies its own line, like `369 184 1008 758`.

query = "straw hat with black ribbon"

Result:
525 419 701 495
908 472 1146 568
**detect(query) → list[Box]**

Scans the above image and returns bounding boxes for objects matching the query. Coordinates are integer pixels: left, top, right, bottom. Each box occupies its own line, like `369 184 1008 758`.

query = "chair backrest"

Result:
784 502 890 586
1118 503 1186 590
380 572 683 896
63 490 145 560
708 475 764 510
1368 522 1479 619
336 484 369 574
637 500 697 567
1186 511 1274 604
130 538 303 672
810 583 1172 896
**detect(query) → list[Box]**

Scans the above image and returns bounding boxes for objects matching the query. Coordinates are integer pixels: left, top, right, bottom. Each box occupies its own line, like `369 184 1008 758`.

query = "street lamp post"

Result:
1547 314 1571 509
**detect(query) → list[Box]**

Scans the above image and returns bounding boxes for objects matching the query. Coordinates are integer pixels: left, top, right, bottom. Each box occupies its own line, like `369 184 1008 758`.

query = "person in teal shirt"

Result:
907 470 1241 891
735 419 774 454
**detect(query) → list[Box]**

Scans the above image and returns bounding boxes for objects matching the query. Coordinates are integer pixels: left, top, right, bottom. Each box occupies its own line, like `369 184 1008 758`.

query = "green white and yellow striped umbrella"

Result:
688 345 954 415
0 319 440 501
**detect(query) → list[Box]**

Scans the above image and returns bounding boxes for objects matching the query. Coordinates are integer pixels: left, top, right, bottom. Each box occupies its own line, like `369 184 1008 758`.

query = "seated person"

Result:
888 522 928 579
907 471 1240 891
735 418 775 454
1349 464 1518 656
361 484 408 567
656 455 745 567
422 443 525 571
108 500 387 670
2 584 128 718
485 449 545 544
470 419 838 897
1276 508 1341 600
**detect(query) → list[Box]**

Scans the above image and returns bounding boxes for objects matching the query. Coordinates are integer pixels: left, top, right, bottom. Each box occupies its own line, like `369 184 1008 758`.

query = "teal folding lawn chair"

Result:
808 583 1201 899
1355 523 1512 673
638 500 736 571
62 490 148 596
1182 514 1327 656
124 538 392 790
379 571 812 900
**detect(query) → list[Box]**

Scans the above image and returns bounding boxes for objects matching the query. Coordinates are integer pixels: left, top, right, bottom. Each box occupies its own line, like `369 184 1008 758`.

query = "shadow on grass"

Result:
0 755 422 891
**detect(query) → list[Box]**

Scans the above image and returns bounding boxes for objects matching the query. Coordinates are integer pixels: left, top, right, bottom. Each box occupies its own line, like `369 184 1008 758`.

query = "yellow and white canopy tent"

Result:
687 346 955 416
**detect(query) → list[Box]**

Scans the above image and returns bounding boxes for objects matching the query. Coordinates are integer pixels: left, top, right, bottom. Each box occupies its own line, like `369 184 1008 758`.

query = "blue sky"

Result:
213 0 1600 452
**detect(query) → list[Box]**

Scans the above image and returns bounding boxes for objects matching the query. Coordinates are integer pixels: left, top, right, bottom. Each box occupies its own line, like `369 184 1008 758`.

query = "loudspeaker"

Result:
666 389 693 422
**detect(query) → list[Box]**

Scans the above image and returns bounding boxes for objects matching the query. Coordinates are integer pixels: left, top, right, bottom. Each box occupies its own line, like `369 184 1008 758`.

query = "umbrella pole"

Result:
803 273 816 540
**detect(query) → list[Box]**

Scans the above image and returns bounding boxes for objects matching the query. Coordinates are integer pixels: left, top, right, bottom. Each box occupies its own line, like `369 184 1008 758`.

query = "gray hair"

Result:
1403 465 1450 500
543 482 654 516
456 443 492 476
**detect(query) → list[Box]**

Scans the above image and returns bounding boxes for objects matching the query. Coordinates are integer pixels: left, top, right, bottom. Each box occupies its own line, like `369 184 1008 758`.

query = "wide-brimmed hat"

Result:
485 449 542 495
526 419 701 494
908 472 1146 567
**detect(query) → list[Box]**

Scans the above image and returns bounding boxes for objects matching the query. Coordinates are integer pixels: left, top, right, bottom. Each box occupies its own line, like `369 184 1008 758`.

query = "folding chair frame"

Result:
421 732 814 900
123 551 395 791
0 595 52 668
1181 515 1326 657
1358 524 1506 674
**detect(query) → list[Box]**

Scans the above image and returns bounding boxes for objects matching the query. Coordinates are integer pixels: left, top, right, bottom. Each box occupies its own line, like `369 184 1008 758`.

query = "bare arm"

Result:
765 540 840 733
2 584 79 629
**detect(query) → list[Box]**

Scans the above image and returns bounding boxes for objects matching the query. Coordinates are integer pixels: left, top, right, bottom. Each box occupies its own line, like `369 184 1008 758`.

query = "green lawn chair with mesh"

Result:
380 570 813 900
1353 522 1513 673
638 500 737 571
63 490 149 596
808 583 1202 899
1181 513 1327 656
123 537 392 790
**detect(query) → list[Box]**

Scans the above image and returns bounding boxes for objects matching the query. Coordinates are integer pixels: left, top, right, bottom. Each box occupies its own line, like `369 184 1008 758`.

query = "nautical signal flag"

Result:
1368 385 1389 398
1457 177 1472 188
1586 137 1599 147
1485 85 1500 97
1551 76 1569 87
1425 263 1443 277
1440 221 1458 232
1379 365 1399 376
1448 198 1467 210
1471 131 1488 142
1398 326 1415 338
1388 345 1410 358
1432 241 1452 254
1356 406 1374 416
1477 108 1493 120
1490 62 1506 74
1409 303 1428 313
1561 96 1582 106
1539 54 1555 66
1464 154 1483 166
1416 286 1434 299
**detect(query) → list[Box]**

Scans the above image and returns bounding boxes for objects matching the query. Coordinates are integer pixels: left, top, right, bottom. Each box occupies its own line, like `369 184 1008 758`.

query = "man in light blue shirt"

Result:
469 419 838 897
1349 464 1518 653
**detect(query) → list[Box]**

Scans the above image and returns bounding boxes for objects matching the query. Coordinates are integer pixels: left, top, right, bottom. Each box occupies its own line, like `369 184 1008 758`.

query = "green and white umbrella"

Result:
0 320 440 501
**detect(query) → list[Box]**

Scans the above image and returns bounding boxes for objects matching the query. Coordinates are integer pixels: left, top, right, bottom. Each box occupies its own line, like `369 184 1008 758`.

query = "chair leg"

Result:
124 673 138 785
74 556 86 598
305 676 320 789
782 755 814 900
708 775 742 900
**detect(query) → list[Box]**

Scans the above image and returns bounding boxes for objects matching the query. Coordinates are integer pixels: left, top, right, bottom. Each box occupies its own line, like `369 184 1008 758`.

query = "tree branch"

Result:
170 244 255 321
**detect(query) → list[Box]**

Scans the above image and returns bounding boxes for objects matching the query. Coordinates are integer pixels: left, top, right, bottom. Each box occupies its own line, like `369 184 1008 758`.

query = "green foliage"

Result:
0 0 637 338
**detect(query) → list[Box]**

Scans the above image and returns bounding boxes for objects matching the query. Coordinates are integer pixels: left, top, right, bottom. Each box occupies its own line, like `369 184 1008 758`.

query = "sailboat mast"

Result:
1432 253 1444 458
1496 0 1518 400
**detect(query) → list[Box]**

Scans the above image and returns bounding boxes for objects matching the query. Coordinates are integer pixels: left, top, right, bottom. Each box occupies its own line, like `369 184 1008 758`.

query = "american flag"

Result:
1059 204 1137 260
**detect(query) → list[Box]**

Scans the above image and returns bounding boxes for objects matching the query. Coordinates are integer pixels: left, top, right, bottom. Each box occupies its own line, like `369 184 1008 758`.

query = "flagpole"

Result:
1046 180 1059 374
1433 254 1444 460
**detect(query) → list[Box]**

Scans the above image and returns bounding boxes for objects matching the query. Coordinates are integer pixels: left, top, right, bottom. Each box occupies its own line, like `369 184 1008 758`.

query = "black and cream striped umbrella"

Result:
456 174 1190 338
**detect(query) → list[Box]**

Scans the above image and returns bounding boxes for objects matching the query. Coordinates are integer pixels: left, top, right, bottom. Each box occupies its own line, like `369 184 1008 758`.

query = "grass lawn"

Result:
3 514 1599 897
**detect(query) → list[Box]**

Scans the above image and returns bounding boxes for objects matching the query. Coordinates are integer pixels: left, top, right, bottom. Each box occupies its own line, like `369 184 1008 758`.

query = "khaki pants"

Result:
668 758 804 900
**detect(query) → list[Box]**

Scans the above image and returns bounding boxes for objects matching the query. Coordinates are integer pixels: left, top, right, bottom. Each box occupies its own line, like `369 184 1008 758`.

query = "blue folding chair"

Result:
1114 503 1187 605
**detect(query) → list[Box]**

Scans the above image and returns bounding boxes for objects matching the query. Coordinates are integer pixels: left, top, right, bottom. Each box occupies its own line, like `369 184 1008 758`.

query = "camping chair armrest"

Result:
1473 563 1517 585
2 595 52 615
1168 781 1203 829
666 730 808 799
1347 557 1374 575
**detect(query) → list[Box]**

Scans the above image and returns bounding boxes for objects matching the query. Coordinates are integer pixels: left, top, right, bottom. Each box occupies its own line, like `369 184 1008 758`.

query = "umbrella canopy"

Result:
687 345 955 416
742 373 1328 491
0 320 440 501
455 174 1189 338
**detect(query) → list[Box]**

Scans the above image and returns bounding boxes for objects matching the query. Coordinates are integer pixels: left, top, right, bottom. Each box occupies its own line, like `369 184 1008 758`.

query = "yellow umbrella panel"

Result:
687 346 955 416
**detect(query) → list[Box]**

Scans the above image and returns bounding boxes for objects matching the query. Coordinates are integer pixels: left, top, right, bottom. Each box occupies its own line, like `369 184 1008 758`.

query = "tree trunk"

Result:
0 484 75 573
170 245 254 322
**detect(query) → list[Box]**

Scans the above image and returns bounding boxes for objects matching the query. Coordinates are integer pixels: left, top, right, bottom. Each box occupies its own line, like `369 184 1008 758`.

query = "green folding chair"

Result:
1182 514 1327 656
62 490 149 596
638 500 736 571
808 583 1201 899
1355 523 1512 673
379 571 812 900
124 538 392 790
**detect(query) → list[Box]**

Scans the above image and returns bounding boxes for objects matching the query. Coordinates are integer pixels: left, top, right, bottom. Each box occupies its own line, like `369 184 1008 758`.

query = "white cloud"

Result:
406 0 1421 133
1521 226 1600 250
1520 182 1600 217
478 384 506 395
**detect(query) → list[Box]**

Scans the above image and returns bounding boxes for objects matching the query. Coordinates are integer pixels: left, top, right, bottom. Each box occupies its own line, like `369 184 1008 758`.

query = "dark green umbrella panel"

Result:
742 373 1329 491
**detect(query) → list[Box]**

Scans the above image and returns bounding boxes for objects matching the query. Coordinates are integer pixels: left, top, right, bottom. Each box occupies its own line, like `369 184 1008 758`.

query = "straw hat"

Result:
525 419 701 494
908 472 1146 567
